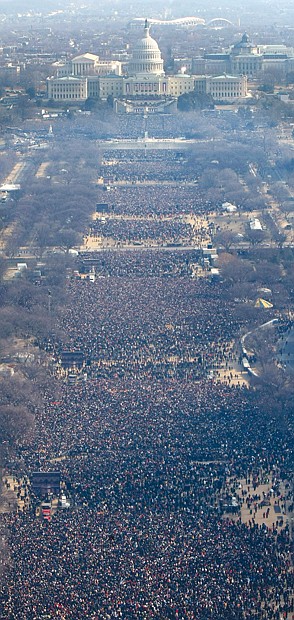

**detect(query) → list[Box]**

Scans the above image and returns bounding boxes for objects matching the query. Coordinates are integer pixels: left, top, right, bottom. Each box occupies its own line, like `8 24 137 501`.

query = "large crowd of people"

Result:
2 505 293 619
1 372 293 618
100 151 195 183
0 266 292 618
0 122 293 619
79 249 199 278
53 275 241 380
94 113 213 141
95 184 219 217
89 219 193 245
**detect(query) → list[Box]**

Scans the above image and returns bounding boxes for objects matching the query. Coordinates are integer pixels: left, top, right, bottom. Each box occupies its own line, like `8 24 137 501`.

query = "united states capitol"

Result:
46 19 248 112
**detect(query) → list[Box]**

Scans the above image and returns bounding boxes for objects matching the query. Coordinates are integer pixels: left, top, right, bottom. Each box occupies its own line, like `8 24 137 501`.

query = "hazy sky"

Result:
0 0 293 29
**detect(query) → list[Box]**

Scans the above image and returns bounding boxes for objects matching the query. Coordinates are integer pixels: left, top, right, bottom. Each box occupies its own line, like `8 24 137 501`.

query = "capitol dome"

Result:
128 19 165 76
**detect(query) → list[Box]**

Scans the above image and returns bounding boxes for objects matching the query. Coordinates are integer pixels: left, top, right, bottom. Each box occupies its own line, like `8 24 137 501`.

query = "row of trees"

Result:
3 136 101 257
0 133 100 476
0 253 73 470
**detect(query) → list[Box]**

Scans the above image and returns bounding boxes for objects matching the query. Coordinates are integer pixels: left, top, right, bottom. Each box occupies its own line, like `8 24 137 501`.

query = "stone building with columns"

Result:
192 33 294 80
46 20 248 108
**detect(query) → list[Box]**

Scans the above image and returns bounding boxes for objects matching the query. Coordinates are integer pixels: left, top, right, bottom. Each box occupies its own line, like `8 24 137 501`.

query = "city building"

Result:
206 74 247 100
52 53 122 77
47 53 122 100
47 20 248 108
192 33 294 79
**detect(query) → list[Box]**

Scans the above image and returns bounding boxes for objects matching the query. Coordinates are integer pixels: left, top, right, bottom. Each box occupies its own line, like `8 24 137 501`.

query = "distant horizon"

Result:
0 0 292 31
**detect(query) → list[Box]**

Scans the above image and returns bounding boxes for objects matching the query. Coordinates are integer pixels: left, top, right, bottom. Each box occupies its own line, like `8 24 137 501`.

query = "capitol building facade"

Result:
46 20 247 110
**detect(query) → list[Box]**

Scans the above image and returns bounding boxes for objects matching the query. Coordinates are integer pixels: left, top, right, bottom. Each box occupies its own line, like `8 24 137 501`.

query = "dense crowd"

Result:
2 508 293 619
59 109 217 144
1 375 293 619
95 185 219 217
54 276 241 379
79 249 199 278
0 268 292 618
100 153 196 183
89 219 193 244
0 122 293 619
98 113 209 140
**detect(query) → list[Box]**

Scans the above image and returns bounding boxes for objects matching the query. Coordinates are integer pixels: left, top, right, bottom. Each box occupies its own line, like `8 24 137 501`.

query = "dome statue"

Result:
231 32 253 55
128 19 165 77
